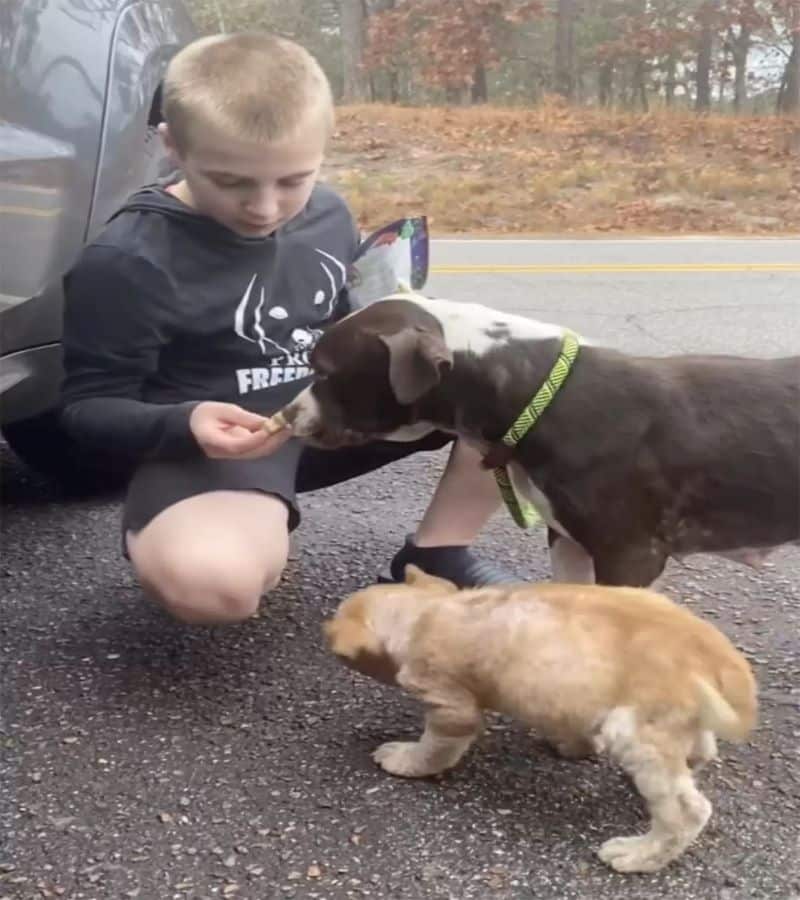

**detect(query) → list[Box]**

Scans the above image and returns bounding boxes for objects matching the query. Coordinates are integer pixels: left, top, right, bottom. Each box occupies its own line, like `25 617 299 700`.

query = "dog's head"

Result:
322 564 458 684
281 297 453 447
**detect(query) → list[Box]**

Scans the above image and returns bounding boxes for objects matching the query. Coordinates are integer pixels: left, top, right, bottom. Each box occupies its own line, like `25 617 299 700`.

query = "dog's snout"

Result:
277 387 322 439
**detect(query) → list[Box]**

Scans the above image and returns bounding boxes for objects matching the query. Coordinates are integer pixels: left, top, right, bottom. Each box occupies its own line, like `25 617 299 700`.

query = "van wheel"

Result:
2 410 134 496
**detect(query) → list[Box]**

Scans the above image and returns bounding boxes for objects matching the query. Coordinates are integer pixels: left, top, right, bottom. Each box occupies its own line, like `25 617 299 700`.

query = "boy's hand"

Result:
190 401 292 459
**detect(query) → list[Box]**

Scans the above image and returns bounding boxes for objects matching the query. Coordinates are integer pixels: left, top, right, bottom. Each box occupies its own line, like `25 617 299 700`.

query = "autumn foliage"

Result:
366 0 543 90
323 101 800 234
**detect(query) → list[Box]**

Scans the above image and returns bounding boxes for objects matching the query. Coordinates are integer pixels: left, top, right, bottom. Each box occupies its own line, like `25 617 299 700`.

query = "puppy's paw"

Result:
551 736 595 760
372 741 443 778
597 834 673 873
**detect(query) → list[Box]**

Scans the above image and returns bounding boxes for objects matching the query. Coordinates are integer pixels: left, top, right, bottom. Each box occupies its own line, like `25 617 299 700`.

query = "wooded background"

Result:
186 1 800 115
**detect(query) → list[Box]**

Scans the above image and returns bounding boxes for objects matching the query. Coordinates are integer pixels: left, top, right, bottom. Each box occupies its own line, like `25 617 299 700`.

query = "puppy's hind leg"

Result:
373 695 483 779
688 730 718 773
596 711 712 873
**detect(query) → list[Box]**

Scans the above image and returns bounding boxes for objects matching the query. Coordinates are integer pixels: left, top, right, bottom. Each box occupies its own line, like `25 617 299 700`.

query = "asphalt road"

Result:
2 238 799 900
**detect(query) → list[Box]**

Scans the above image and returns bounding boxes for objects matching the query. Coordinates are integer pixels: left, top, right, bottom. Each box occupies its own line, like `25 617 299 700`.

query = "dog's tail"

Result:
692 672 756 743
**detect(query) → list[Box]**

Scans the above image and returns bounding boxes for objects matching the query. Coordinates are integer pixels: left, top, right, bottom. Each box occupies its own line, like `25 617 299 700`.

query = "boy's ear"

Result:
404 564 458 594
158 122 181 162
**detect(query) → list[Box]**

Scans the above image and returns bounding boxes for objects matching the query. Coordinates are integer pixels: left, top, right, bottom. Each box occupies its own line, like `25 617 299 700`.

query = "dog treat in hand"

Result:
262 411 289 435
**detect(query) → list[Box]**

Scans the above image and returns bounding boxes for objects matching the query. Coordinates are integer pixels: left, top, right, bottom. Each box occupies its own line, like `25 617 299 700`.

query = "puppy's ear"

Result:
323 617 399 685
378 327 453 405
404 564 459 594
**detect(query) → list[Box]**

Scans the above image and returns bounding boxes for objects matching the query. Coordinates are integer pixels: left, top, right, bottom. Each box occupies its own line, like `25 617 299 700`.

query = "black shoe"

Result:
378 534 520 588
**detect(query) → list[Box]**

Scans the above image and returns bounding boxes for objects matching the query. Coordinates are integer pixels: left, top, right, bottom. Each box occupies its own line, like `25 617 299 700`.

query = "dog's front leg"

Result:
373 700 483 778
549 532 595 583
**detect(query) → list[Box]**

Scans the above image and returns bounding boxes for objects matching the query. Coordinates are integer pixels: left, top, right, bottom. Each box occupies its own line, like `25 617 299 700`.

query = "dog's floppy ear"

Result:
310 333 342 376
322 617 399 685
378 327 453 405
404 564 459 594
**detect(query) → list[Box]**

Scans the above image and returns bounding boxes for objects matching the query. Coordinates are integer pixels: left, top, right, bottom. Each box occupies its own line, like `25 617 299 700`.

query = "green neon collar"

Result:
490 330 580 529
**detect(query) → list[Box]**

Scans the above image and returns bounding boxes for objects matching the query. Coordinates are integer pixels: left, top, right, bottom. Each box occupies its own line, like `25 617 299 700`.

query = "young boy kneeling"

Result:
60 32 515 625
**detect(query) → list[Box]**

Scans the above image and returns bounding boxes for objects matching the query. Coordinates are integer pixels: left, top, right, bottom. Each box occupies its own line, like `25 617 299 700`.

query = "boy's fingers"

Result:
220 404 269 429
201 429 262 456
206 424 292 458
218 429 270 454
236 428 293 458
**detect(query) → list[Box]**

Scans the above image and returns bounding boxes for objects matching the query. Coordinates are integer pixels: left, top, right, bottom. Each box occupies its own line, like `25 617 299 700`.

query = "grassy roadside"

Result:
322 101 800 236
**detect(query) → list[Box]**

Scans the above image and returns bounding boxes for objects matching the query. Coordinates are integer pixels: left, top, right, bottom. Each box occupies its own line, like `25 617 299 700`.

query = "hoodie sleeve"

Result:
60 244 201 461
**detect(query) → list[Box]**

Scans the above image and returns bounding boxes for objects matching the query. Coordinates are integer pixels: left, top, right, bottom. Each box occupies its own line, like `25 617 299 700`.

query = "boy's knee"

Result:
131 542 284 625
164 575 262 625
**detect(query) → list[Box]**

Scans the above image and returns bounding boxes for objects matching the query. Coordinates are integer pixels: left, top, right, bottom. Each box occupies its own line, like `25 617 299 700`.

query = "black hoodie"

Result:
60 182 358 462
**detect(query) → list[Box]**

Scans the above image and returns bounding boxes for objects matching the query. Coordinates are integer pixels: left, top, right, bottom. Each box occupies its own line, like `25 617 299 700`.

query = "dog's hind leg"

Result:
596 710 712 873
373 689 483 778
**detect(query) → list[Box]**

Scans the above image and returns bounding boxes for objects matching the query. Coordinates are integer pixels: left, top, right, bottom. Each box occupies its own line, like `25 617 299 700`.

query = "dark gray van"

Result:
0 0 195 487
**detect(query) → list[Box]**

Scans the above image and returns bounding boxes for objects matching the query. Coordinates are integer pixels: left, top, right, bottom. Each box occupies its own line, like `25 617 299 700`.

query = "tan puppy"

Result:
323 566 757 874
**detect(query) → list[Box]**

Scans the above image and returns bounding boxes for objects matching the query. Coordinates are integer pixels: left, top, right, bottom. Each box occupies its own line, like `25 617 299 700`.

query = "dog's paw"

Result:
372 741 442 778
597 834 673 873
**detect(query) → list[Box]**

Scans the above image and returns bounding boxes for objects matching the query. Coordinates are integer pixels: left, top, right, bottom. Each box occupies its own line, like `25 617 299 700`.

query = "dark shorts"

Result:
121 431 453 542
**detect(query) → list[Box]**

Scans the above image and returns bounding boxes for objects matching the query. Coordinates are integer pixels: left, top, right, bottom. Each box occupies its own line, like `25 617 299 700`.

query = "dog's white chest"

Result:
507 462 571 537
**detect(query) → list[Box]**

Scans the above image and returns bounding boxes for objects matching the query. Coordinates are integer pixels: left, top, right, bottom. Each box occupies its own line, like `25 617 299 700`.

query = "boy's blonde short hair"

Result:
163 32 334 153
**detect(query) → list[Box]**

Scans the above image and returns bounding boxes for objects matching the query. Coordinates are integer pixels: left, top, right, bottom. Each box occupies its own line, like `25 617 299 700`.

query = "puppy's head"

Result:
323 589 398 685
323 564 458 684
281 297 453 447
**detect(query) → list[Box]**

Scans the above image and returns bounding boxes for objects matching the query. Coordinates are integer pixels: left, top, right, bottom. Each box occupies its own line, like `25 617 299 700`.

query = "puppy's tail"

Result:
692 673 756 743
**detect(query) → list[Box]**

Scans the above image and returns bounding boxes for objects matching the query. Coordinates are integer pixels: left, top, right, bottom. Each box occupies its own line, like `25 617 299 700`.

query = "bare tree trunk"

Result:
780 8 800 115
634 58 649 111
733 43 749 111
729 22 751 113
695 1 716 112
598 59 614 107
624 61 636 108
632 0 649 111
369 0 399 103
664 54 677 106
471 63 488 103
554 0 577 99
211 0 226 32
340 0 369 102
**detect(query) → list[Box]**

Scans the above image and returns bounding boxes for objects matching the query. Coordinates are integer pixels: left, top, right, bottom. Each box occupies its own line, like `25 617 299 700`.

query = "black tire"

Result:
2 409 134 496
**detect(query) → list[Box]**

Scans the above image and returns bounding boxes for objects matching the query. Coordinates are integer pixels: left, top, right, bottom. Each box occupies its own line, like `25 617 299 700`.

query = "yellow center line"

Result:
431 263 800 274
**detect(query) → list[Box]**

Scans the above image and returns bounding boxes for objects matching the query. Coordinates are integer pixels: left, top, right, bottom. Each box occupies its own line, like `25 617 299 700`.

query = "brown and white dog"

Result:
278 294 800 587
324 565 757 873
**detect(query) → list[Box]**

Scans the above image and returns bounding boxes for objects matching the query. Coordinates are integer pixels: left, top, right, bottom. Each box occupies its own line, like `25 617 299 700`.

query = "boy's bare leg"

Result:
413 440 503 547
385 440 516 586
126 491 290 625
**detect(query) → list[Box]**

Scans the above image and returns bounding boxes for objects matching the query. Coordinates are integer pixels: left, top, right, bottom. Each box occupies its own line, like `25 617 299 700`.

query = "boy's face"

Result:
160 119 326 238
